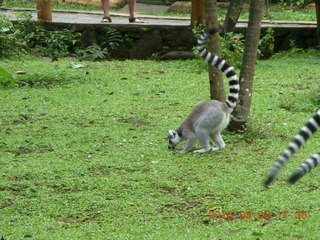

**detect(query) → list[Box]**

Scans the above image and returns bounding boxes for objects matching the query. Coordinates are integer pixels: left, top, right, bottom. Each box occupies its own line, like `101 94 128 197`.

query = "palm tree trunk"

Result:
229 0 264 131
204 0 226 101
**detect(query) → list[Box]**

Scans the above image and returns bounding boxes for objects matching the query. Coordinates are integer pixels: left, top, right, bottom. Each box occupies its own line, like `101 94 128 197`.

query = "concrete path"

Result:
0 5 190 26
0 5 317 28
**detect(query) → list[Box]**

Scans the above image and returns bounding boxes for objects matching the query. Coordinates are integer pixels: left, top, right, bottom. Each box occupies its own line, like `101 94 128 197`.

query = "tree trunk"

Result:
316 0 320 45
204 0 225 101
222 0 244 34
37 0 52 22
228 0 264 131
191 0 205 26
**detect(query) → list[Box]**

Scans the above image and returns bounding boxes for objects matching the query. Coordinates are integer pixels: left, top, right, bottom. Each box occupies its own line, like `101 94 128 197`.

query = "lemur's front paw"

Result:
176 150 186 154
193 149 210 154
210 146 224 151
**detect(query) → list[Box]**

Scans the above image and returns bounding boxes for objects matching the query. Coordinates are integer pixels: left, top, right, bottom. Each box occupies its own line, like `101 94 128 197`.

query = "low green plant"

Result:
0 13 82 58
258 28 275 59
312 87 320 106
270 41 319 59
0 67 17 87
192 26 244 68
75 44 109 61
277 0 313 7
219 31 244 68
76 28 123 61
0 15 28 57
29 28 81 57
99 27 123 57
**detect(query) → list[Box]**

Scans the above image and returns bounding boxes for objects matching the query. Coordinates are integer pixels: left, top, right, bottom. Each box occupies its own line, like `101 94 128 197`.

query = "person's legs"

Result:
128 0 142 23
128 0 136 19
101 0 111 22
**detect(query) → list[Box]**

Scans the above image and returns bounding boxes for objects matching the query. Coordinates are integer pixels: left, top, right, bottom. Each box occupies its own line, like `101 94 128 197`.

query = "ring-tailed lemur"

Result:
264 110 320 185
167 29 239 154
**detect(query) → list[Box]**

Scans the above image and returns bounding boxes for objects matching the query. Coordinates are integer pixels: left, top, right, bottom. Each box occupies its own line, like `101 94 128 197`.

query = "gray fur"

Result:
167 28 239 154
168 100 230 154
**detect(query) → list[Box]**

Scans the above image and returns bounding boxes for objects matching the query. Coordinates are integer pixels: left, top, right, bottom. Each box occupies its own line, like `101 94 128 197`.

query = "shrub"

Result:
0 15 28 57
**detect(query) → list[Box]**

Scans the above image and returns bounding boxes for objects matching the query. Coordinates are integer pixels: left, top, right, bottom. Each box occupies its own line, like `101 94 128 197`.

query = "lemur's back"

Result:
181 100 228 132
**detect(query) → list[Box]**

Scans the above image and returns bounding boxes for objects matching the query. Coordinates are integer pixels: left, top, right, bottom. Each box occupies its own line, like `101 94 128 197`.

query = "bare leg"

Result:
128 0 142 22
101 0 110 17
210 132 225 151
101 0 111 22
128 0 136 19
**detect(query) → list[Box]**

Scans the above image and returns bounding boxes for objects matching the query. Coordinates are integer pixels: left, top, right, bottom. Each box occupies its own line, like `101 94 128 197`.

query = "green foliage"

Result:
219 32 244 68
0 15 28 57
75 44 109 61
271 44 320 59
0 67 17 87
13 13 81 57
0 14 126 59
258 28 275 59
312 87 320 106
192 26 244 68
76 28 123 61
28 29 81 57
101 28 123 51
0 13 81 58
277 0 313 6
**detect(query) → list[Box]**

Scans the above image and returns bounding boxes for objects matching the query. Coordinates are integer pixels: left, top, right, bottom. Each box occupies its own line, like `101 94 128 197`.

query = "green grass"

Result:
1 0 317 21
0 53 320 239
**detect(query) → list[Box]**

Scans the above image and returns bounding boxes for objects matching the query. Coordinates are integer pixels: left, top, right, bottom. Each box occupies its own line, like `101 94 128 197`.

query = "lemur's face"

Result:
167 130 180 150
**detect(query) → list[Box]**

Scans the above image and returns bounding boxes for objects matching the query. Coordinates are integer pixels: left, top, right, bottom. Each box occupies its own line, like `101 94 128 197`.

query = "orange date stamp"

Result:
209 210 308 220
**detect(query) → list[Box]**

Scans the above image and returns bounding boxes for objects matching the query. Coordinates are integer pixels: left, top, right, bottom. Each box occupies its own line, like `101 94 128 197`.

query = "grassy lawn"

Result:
1 0 317 21
0 52 320 239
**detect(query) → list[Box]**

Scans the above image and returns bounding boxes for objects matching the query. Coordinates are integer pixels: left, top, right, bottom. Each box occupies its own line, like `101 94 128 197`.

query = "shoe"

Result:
129 17 143 23
101 16 112 23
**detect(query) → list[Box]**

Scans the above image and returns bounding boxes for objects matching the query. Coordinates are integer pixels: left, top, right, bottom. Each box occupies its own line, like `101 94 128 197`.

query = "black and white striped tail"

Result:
264 110 320 186
288 152 320 184
197 28 239 111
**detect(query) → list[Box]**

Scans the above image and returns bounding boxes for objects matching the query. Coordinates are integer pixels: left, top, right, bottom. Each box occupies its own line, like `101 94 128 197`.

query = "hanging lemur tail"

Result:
264 110 320 186
288 152 320 184
197 28 239 111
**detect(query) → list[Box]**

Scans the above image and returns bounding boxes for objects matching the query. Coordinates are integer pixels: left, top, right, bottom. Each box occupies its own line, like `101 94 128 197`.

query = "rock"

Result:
306 3 316 9
129 29 162 59
159 51 195 60
167 1 192 13
167 1 230 13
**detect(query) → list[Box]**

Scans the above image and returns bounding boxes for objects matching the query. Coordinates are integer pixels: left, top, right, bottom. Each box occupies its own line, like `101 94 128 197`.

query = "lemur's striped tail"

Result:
197 28 239 111
264 110 320 186
288 152 320 184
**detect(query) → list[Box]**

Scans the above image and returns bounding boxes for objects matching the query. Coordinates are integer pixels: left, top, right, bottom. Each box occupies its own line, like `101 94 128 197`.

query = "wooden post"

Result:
191 0 205 26
37 0 52 22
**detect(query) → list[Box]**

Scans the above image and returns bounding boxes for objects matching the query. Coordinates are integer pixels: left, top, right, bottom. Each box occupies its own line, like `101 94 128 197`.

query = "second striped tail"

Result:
264 110 320 186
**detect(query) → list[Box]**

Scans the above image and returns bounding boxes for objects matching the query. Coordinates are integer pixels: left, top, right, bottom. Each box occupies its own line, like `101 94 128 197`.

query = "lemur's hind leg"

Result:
193 127 211 153
210 132 225 151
